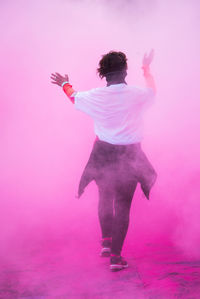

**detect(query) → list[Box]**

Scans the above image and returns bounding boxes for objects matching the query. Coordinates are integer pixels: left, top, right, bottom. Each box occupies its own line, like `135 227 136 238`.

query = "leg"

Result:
97 182 115 239
111 179 137 256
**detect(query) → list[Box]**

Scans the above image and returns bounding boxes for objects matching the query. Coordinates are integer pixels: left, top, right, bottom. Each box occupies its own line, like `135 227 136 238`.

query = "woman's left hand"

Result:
50 73 69 86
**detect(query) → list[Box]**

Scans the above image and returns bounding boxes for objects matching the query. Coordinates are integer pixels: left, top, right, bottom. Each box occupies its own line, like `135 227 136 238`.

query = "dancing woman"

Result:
51 50 157 271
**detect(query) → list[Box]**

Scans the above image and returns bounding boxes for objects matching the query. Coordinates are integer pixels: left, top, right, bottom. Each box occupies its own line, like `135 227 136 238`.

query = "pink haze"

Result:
1 0 200 297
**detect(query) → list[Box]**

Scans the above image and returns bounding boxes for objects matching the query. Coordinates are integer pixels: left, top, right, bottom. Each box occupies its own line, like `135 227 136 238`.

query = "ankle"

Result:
102 237 112 241
111 253 121 257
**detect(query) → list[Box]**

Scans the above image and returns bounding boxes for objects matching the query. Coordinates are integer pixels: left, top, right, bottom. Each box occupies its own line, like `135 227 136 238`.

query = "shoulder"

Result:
130 85 155 96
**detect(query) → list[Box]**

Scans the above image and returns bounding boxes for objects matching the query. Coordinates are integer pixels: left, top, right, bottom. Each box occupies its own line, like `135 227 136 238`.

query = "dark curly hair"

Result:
97 51 128 79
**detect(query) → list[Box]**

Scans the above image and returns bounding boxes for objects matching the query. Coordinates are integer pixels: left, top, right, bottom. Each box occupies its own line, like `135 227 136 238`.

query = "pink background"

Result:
1 0 200 268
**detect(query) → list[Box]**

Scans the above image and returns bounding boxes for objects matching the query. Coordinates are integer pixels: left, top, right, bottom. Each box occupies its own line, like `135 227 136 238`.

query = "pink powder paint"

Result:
1 0 200 297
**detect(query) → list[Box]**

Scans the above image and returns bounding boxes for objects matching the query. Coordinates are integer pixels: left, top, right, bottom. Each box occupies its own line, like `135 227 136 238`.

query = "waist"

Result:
94 136 141 153
95 135 140 146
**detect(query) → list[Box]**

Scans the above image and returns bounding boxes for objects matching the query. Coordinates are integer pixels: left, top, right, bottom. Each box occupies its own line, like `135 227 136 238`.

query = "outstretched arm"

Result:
50 73 76 104
142 49 156 94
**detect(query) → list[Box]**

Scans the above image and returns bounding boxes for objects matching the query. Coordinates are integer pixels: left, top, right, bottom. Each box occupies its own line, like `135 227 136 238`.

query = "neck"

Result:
107 79 127 87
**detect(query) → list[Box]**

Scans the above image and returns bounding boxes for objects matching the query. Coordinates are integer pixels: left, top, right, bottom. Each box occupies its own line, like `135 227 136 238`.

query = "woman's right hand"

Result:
142 49 154 69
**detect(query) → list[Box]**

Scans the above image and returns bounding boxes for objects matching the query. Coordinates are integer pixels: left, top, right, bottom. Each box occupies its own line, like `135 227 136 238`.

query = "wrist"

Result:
142 65 151 76
61 81 69 87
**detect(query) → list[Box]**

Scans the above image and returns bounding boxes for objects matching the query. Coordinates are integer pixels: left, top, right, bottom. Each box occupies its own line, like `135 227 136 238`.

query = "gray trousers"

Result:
77 139 157 255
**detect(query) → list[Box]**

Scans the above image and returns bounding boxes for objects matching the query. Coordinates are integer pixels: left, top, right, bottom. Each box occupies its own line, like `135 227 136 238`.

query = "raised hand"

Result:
142 49 154 69
50 72 69 86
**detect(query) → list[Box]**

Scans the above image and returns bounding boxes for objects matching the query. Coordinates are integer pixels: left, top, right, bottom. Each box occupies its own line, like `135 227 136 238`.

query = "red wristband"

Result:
63 83 75 97
142 66 150 76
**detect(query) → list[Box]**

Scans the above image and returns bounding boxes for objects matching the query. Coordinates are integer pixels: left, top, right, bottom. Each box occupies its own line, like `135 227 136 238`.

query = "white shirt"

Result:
74 83 155 145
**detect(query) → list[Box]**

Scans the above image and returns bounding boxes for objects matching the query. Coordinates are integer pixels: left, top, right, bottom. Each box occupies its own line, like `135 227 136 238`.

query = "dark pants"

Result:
77 139 157 256
97 176 137 255
93 141 139 256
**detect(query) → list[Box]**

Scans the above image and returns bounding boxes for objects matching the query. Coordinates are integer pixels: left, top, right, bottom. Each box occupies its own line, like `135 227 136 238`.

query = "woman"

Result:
51 50 157 271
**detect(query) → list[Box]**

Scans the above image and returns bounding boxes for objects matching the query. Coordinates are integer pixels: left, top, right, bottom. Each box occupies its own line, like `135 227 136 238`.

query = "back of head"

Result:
97 51 128 82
